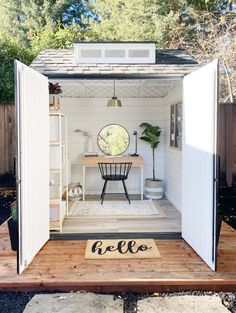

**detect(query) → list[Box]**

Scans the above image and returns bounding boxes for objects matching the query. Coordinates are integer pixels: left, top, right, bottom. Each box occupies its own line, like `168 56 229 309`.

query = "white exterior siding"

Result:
163 81 183 212
61 97 166 194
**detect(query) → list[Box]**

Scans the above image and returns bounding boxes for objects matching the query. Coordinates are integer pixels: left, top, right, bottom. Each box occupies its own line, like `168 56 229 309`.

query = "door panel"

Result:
15 60 49 274
182 60 218 271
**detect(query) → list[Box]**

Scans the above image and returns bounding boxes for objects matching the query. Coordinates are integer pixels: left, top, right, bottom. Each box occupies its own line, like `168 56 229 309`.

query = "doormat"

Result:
85 239 161 259
69 200 166 217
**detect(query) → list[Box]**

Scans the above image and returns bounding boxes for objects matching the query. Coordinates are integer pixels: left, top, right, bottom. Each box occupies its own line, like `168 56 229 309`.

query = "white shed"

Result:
15 42 219 274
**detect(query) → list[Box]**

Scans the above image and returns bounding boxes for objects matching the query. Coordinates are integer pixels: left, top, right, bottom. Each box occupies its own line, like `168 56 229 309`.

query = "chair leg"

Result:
122 180 131 204
101 180 108 205
101 180 106 199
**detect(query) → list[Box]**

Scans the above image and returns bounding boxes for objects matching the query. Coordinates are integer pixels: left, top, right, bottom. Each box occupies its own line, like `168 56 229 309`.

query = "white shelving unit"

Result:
49 112 68 232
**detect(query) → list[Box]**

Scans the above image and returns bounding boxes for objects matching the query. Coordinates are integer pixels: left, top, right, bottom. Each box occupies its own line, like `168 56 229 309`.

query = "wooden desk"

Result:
81 156 144 201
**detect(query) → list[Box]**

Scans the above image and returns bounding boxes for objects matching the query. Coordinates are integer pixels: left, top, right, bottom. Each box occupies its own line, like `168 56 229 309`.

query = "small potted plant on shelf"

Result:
139 122 163 199
49 82 62 111
7 201 18 251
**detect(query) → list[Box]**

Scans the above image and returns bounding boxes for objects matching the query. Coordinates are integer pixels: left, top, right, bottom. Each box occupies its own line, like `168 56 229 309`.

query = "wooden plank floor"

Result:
1 220 236 292
61 197 181 234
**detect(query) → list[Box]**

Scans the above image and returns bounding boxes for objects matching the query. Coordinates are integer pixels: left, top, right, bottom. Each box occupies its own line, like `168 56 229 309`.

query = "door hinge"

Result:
16 179 22 185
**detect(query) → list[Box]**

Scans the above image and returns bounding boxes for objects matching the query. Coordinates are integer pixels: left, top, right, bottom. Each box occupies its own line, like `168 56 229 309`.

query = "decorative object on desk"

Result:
140 122 163 199
107 80 122 107
69 200 166 217
131 131 139 156
97 124 129 156
75 129 94 153
49 82 62 111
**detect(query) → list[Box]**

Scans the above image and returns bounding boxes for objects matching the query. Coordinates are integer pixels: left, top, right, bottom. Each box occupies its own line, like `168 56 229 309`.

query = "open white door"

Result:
15 60 49 274
182 60 218 271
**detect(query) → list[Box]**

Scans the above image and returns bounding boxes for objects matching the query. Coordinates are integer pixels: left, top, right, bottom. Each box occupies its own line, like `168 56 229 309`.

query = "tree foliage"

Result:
0 0 99 102
0 0 99 43
89 0 191 46
0 32 34 102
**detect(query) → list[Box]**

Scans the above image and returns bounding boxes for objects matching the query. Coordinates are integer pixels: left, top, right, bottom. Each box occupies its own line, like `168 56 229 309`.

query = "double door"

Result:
15 60 218 273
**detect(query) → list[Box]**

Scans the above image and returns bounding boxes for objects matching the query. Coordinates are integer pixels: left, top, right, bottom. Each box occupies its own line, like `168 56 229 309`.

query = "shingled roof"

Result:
30 48 199 78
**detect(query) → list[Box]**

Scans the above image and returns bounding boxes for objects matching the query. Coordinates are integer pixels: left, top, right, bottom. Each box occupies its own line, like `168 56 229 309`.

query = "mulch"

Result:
0 190 16 225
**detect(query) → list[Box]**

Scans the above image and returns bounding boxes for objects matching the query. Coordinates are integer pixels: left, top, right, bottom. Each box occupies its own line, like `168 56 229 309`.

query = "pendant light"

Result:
107 80 122 107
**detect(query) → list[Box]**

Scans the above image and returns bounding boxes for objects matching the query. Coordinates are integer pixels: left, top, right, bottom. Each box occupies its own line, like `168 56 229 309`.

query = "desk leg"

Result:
141 165 144 200
82 166 85 201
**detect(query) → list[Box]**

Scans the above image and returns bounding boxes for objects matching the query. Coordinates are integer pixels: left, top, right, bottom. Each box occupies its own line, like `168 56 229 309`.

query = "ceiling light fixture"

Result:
107 80 122 107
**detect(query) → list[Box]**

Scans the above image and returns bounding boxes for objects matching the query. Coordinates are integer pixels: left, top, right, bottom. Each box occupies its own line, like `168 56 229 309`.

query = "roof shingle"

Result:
30 48 198 78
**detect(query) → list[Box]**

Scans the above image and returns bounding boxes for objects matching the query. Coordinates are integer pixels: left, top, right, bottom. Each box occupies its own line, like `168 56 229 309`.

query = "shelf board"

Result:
50 198 61 202
50 141 60 145
49 111 66 117
50 169 61 172
49 140 66 145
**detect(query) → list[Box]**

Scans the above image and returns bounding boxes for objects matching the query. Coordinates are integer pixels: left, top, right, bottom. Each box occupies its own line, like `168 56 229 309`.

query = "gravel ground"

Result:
0 291 236 313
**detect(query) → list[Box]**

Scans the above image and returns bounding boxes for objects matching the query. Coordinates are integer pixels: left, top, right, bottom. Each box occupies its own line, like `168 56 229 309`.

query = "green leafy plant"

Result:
11 201 17 222
49 82 62 94
139 122 162 181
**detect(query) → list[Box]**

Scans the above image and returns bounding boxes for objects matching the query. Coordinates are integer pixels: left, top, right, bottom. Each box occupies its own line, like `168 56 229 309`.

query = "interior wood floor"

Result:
1 221 236 292
60 195 181 234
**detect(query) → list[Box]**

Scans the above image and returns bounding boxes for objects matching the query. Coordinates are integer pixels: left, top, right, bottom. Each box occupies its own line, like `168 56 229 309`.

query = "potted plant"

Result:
49 82 62 111
7 201 18 251
139 122 163 199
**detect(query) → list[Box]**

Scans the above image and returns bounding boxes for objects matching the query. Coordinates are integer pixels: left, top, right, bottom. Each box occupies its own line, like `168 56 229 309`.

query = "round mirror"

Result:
97 124 130 156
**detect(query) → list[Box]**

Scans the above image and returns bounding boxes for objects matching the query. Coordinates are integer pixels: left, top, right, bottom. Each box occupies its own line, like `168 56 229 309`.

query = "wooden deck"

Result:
1 221 236 292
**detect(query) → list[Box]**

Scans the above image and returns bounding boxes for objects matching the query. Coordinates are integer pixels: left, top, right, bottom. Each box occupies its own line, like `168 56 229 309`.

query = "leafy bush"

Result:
0 33 34 102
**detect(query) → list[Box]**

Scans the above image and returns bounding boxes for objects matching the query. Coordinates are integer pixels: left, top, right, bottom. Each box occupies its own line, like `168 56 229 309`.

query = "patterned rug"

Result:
69 200 165 217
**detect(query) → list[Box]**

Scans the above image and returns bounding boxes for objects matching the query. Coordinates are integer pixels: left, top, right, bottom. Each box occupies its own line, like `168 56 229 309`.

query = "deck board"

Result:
1 221 236 292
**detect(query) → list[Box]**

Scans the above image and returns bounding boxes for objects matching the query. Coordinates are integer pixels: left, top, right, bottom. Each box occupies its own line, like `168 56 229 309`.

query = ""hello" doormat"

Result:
85 239 161 259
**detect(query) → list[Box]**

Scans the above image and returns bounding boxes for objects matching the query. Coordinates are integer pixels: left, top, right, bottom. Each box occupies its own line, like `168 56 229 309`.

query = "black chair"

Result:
98 162 132 205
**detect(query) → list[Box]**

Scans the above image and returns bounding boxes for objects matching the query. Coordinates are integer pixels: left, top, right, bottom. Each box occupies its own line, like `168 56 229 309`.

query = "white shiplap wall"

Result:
61 97 166 194
162 81 183 212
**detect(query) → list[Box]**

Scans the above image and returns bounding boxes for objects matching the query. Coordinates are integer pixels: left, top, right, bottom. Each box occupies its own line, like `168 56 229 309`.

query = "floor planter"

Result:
145 178 164 200
7 218 18 251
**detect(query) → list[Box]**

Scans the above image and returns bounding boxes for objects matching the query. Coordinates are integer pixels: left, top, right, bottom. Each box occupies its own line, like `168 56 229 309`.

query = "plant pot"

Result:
7 218 18 251
144 178 164 200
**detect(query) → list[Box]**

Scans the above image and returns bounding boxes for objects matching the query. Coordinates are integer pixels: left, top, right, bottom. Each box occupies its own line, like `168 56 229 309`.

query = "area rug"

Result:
85 239 161 259
69 200 165 217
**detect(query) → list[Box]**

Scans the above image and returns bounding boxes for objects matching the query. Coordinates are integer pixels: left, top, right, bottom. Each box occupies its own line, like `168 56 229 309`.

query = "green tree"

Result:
89 0 191 46
0 0 99 44
30 23 85 54
0 32 33 102
0 1 99 102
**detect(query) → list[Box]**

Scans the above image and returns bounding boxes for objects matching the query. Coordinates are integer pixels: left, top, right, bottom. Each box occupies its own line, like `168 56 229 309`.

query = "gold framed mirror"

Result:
97 124 130 156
